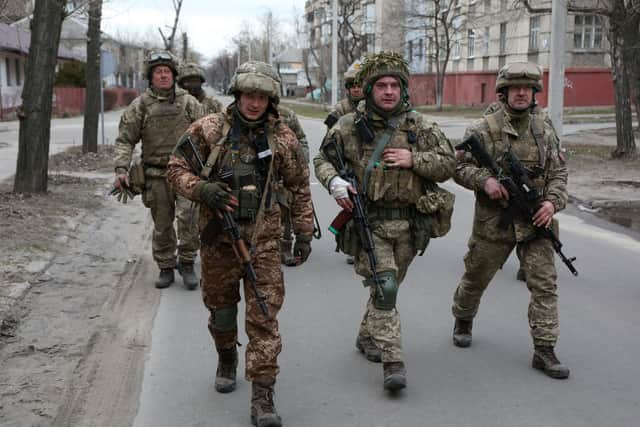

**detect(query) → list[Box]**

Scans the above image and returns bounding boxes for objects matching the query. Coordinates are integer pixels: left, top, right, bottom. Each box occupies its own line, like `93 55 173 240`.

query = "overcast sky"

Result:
101 0 306 61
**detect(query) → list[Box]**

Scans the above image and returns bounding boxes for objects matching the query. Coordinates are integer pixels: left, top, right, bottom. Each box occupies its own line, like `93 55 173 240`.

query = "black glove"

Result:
199 181 232 211
293 234 312 264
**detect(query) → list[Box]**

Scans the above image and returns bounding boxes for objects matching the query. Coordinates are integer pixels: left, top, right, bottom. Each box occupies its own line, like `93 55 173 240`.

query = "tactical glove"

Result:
329 176 352 200
109 186 136 204
293 234 312 264
199 181 233 211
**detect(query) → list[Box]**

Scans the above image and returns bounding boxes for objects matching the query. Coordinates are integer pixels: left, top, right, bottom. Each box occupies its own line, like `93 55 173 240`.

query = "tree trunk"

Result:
611 19 637 158
14 0 66 194
82 0 102 154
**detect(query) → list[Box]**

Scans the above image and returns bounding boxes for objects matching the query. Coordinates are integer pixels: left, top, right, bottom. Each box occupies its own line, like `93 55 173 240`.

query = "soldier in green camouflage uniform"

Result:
314 52 455 392
276 105 310 266
451 62 570 379
178 62 224 114
113 51 203 290
168 61 313 427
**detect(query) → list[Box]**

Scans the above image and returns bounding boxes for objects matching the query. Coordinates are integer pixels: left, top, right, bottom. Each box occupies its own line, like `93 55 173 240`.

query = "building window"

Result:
500 0 507 11
529 16 540 50
574 15 603 49
468 30 476 57
418 38 423 59
499 22 507 54
483 27 490 56
469 0 477 15
408 40 413 59
453 32 461 59
485 0 492 13
15 58 21 86
5 58 11 86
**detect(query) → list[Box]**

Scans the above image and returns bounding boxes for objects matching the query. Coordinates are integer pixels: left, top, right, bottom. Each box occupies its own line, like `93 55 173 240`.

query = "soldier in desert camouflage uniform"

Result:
113 51 202 290
167 60 313 427
178 62 224 115
451 62 570 379
314 52 455 392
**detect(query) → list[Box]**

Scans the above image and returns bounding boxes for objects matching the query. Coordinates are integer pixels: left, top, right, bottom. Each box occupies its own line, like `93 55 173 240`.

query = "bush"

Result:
103 88 118 111
122 88 139 106
55 61 86 87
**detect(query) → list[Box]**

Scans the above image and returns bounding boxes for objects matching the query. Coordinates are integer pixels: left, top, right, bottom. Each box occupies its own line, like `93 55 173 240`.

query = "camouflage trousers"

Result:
200 216 285 383
143 177 199 269
452 234 560 346
354 219 417 363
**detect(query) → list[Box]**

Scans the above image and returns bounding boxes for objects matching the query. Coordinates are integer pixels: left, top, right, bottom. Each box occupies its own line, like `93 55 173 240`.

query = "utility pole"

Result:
548 0 566 140
331 0 338 105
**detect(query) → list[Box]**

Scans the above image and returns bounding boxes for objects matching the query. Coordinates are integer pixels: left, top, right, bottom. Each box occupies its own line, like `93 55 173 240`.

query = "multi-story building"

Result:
405 0 614 107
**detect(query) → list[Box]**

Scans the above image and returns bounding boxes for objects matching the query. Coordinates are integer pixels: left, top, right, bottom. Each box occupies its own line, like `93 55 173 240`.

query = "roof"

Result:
274 48 303 64
0 21 85 61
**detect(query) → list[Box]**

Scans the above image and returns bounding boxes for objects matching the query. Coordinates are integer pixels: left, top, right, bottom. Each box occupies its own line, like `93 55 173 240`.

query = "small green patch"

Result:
564 144 614 159
280 102 328 120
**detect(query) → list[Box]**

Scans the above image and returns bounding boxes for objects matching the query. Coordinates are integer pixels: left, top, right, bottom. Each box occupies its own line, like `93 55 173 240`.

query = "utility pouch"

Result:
329 210 361 257
236 186 260 221
416 184 455 238
411 212 432 255
128 157 145 195
355 115 375 144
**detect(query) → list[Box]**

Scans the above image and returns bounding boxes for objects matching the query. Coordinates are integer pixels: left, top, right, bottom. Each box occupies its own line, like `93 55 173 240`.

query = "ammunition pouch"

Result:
410 212 432 255
232 186 261 221
416 183 455 238
355 114 375 143
128 157 145 195
334 219 361 257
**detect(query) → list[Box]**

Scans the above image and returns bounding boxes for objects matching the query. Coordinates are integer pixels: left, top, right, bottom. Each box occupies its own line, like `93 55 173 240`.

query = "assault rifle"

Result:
176 136 270 317
455 135 578 276
323 139 385 301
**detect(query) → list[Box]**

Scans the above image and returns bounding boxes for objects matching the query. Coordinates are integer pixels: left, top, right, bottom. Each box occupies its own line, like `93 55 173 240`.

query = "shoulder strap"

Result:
201 115 231 179
484 109 503 143
530 111 546 169
363 115 401 193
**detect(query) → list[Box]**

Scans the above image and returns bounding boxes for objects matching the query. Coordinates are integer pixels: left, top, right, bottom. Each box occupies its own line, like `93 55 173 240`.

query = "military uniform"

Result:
451 62 570 379
168 61 313 427
178 62 224 115
314 52 455 391
114 51 203 289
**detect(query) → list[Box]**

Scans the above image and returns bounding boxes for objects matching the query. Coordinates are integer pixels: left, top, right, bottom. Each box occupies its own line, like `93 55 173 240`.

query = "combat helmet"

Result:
344 60 362 88
358 51 410 93
178 62 206 84
144 50 178 80
228 61 281 103
496 62 543 93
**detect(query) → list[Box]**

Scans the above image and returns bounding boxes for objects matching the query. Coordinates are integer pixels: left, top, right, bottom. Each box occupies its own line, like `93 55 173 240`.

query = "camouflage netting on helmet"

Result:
495 62 543 92
178 62 206 83
358 51 409 91
144 50 178 80
228 61 281 101
344 60 362 87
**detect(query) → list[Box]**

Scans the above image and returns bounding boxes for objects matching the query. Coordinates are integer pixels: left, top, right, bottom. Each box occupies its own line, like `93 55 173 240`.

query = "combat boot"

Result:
280 239 297 267
355 334 382 363
516 268 526 282
178 262 199 290
532 345 570 379
453 318 473 348
251 380 282 427
155 268 174 289
214 347 238 393
383 361 406 391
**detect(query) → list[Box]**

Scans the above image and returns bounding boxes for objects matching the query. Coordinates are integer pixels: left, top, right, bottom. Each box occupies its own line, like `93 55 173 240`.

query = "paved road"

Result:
133 117 640 427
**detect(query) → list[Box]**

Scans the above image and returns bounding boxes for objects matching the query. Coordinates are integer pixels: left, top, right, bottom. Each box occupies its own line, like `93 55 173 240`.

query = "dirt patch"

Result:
49 144 116 173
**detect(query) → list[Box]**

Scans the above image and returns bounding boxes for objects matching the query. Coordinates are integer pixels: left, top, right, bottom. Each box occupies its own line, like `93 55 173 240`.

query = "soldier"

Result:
276 105 310 266
167 61 313 427
451 62 570 379
324 63 365 265
113 50 203 290
178 62 224 114
314 52 455 392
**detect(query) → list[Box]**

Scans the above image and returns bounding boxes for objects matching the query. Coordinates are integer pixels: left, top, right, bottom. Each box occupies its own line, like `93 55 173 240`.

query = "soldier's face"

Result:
238 92 269 121
371 76 401 112
151 66 174 90
180 77 203 96
507 85 534 110
348 84 363 99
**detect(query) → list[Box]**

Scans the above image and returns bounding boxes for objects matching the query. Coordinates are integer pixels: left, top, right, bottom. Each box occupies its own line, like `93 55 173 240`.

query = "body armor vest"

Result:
140 91 191 168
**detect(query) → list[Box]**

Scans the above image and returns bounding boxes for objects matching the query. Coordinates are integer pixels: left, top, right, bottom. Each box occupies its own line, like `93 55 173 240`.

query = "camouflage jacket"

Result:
278 105 309 162
198 92 224 115
454 101 568 242
114 87 202 176
167 108 314 241
314 102 456 209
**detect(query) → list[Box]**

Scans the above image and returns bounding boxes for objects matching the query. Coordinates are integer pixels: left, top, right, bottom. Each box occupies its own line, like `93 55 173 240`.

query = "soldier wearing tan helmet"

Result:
177 62 224 114
113 50 203 290
451 62 570 380
167 60 313 427
315 52 455 392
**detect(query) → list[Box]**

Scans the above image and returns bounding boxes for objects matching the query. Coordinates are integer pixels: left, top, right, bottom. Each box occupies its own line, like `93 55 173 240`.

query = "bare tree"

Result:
517 0 637 158
208 49 236 93
14 0 68 193
337 0 367 73
158 0 183 53
82 0 102 154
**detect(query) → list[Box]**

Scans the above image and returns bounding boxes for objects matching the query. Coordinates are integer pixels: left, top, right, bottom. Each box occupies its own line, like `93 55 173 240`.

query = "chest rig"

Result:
140 91 191 168
483 106 547 189
351 111 423 210
217 119 273 221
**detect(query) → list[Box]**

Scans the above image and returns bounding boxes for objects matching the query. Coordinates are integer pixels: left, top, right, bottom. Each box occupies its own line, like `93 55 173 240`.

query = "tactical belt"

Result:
367 206 416 221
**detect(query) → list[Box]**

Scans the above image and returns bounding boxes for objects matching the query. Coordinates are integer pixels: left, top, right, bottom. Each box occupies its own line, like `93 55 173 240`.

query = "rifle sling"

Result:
363 116 400 194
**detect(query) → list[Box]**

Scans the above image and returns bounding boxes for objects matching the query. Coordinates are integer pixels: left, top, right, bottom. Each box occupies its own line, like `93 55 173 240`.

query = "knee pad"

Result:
371 271 398 311
212 305 238 331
